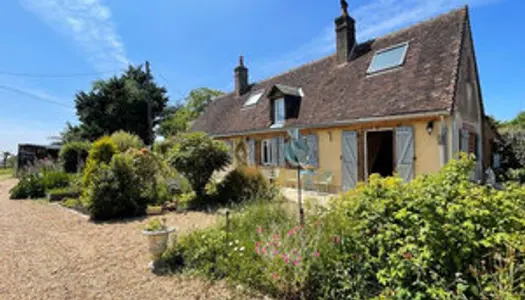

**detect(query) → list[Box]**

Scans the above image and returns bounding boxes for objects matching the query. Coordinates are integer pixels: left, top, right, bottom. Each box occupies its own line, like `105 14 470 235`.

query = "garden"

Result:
9 128 525 299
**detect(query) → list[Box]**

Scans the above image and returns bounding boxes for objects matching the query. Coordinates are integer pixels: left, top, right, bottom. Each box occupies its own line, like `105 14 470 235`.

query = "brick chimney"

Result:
335 0 356 65
235 56 249 96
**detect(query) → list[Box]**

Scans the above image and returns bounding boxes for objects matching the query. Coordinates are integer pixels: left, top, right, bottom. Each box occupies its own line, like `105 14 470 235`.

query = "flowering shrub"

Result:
164 156 525 299
254 223 323 298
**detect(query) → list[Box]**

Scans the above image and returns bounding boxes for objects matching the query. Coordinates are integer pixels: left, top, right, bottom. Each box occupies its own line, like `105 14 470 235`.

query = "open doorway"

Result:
366 130 394 177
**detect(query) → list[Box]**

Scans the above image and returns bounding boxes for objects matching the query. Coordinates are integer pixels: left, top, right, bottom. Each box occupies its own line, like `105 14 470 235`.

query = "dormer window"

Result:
274 98 285 125
367 42 409 74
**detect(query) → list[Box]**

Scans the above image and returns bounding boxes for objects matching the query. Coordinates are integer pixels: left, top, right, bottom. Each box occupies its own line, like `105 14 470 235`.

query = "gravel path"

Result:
0 179 249 300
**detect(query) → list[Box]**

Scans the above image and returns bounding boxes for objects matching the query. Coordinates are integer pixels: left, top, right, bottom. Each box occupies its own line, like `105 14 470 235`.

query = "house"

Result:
192 3 487 193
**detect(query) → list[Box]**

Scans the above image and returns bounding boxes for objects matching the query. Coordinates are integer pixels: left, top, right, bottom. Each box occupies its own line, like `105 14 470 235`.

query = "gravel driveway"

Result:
0 179 248 300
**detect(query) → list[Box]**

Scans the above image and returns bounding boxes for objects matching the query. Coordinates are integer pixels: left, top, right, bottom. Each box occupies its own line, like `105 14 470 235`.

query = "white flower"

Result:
239 247 245 252
229 242 233 246
235 240 239 244
234 247 238 251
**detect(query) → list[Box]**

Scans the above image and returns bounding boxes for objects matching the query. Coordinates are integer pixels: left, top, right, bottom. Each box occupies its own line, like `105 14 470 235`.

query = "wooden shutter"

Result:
441 125 449 164
271 137 278 166
342 131 358 191
247 140 255 166
459 129 469 153
395 126 415 182
276 136 285 167
306 134 319 168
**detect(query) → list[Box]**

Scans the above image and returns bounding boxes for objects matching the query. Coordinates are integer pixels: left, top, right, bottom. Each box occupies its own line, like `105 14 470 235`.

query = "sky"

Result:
0 0 524 153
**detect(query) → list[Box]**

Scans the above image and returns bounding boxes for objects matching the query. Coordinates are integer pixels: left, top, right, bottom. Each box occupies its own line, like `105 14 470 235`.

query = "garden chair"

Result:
317 171 334 193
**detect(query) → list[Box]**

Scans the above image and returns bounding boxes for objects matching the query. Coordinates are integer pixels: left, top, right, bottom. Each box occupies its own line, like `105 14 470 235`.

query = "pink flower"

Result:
332 235 341 245
291 249 297 255
287 229 295 236
293 259 301 266
272 272 279 281
272 249 279 255
140 148 149 155
313 251 320 257
256 227 263 234
262 247 267 254
282 254 290 264
273 234 279 241
403 252 413 260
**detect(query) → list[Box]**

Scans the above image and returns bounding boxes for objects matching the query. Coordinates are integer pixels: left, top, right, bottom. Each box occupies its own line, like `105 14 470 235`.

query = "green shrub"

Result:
42 170 71 190
110 130 144 152
214 167 275 205
59 141 91 173
47 187 80 201
126 148 171 205
162 201 295 295
165 156 525 299
82 136 118 189
85 153 149 220
9 174 46 199
168 132 231 198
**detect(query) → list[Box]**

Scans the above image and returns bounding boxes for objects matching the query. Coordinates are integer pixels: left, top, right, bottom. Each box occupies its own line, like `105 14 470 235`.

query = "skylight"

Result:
367 42 409 74
243 90 264 107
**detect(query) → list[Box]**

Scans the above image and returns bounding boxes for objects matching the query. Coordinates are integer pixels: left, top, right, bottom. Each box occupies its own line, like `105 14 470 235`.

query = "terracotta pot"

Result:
143 227 176 261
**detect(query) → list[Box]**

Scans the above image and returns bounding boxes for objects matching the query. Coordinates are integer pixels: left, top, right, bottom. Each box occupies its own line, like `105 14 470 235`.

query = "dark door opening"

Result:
367 131 394 177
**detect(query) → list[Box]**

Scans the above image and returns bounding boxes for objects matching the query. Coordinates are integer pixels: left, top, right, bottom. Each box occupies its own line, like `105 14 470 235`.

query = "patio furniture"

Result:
317 171 334 193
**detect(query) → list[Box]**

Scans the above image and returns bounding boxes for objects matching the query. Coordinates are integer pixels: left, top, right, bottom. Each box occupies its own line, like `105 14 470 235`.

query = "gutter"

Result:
210 110 450 138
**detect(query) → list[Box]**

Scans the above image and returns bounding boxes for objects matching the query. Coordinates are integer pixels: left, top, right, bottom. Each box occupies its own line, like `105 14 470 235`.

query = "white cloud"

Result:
253 0 499 81
20 0 129 71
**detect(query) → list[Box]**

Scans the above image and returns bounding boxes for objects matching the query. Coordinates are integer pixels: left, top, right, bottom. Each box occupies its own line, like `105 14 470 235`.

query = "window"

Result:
274 98 285 125
243 90 264 107
367 42 409 74
261 139 274 165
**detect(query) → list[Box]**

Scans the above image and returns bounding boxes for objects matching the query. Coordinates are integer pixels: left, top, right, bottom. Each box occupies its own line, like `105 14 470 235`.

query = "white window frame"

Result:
273 98 285 125
261 139 274 166
367 42 409 74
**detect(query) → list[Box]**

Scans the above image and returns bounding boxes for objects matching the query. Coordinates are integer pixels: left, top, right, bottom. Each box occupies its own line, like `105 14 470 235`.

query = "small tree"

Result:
2 151 11 169
168 132 231 198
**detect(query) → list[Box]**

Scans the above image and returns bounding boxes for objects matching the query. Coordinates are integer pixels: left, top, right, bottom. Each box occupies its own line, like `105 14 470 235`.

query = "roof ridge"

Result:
219 6 468 96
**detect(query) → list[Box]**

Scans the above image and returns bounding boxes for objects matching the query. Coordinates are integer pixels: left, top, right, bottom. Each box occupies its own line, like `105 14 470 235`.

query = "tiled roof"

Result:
192 7 468 136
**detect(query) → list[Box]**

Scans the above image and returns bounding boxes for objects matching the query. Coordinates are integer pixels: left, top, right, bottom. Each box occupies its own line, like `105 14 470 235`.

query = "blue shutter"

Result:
342 131 358 191
395 126 415 182
306 134 319 168
271 137 278 166
247 140 255 166
277 137 285 167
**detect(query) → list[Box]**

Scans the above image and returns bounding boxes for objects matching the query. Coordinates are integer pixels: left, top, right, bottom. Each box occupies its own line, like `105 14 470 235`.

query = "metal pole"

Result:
145 61 153 147
298 166 304 225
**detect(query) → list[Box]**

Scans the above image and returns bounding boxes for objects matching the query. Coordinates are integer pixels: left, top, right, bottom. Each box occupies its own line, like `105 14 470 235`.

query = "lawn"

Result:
0 168 13 180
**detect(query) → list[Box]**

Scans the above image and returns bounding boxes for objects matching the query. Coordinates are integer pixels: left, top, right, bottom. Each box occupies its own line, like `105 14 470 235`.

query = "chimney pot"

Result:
235 55 249 96
335 1 356 64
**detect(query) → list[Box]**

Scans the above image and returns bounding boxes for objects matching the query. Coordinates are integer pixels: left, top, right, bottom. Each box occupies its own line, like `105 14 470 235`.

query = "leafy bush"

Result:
9 174 46 199
85 153 148 220
214 167 275 205
110 130 144 152
82 136 118 189
42 170 71 190
47 187 80 201
164 156 525 299
59 141 91 173
126 148 171 205
168 132 231 198
162 201 294 295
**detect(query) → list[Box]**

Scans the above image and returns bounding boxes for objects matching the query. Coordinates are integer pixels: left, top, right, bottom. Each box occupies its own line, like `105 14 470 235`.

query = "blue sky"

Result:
0 0 523 153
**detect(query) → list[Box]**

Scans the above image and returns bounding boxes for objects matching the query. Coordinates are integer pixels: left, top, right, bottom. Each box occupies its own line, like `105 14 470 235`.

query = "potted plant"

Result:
142 218 175 269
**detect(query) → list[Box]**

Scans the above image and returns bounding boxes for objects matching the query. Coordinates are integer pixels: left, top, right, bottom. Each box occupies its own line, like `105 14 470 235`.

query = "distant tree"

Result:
2 151 11 168
158 87 223 137
75 64 169 145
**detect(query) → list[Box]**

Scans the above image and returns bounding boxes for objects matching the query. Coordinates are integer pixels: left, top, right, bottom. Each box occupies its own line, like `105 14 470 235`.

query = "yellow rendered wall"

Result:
218 117 449 192
413 121 442 175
